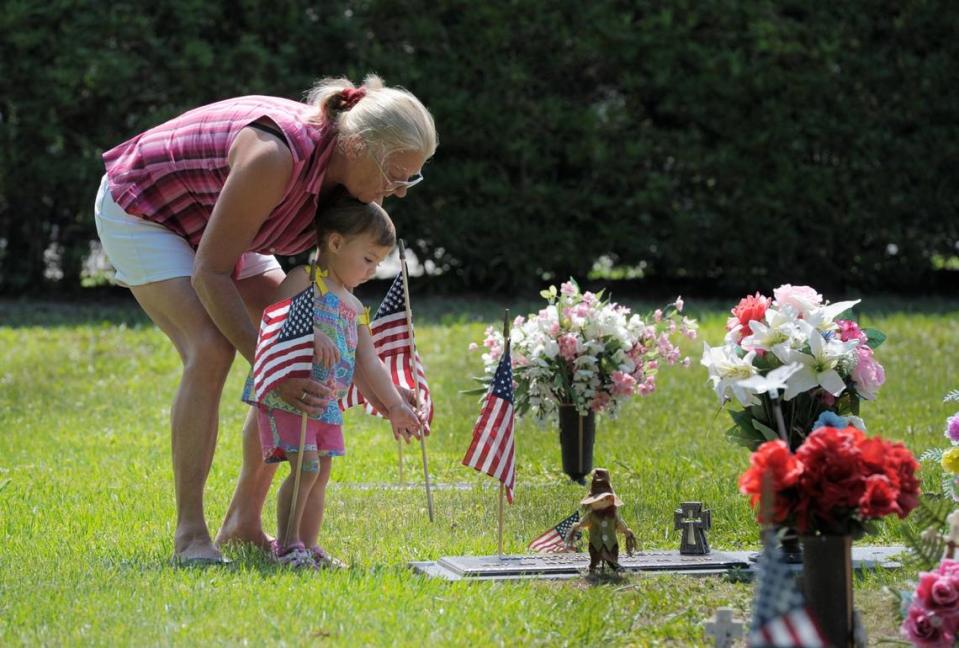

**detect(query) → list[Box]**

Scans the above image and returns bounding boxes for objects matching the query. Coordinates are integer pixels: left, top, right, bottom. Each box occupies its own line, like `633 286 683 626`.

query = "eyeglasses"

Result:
372 156 424 191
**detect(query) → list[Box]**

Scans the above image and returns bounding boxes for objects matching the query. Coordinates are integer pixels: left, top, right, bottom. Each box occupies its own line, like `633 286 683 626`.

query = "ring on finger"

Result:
301 390 309 402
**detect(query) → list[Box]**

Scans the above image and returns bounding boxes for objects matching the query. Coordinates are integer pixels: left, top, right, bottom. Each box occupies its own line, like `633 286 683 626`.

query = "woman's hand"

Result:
387 401 422 443
275 377 334 416
313 330 340 368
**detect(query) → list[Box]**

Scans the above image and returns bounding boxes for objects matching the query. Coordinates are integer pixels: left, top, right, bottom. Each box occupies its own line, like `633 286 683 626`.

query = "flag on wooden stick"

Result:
338 273 434 432
528 511 581 553
251 284 315 402
462 347 516 503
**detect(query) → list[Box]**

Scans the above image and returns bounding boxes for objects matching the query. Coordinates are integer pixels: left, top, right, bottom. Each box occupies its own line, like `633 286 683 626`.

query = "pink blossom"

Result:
852 346 885 399
548 322 560 337
654 309 663 323
558 334 579 361
582 292 598 307
682 357 691 368
637 376 657 396
468 342 479 351
646 360 659 371
836 319 868 344
901 603 957 648
590 392 611 412
513 315 526 328
560 281 577 296
674 296 684 312
611 371 637 396
773 284 823 315
513 352 529 367
939 560 959 577
945 415 959 443
915 572 959 616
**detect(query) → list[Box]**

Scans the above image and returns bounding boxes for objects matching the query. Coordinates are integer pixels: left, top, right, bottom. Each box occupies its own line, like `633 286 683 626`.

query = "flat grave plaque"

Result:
437 551 748 578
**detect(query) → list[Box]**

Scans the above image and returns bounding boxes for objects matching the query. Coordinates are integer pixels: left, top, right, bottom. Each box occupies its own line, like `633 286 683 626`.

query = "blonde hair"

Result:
306 74 437 163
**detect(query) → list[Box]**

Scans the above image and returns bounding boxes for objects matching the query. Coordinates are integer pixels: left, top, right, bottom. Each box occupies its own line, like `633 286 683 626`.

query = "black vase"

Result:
558 404 595 484
801 534 854 648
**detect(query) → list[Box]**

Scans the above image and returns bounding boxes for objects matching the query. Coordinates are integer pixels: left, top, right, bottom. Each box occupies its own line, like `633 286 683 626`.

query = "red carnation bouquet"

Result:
739 425 920 537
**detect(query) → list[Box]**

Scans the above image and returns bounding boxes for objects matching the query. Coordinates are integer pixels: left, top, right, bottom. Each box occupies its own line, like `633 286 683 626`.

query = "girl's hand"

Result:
396 385 431 435
275 377 334 416
313 329 340 368
387 402 422 443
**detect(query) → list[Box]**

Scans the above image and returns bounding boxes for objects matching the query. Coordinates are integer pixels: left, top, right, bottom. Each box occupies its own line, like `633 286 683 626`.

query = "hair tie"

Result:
340 88 366 111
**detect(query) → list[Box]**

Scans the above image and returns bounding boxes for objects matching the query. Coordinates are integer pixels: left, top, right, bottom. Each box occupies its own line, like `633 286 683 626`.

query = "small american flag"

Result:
748 532 826 648
528 511 581 553
251 284 315 402
338 274 434 432
462 349 516 503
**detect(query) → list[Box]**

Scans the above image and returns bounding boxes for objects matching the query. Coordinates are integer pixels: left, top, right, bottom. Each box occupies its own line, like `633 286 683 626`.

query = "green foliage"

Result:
901 495 955 572
2 2 959 294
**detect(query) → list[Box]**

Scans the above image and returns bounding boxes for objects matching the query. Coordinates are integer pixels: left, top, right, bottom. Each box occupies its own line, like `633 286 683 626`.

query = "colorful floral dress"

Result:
242 269 368 461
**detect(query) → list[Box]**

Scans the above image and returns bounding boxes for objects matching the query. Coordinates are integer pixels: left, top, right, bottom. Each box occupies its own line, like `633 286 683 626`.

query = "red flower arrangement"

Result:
739 425 920 537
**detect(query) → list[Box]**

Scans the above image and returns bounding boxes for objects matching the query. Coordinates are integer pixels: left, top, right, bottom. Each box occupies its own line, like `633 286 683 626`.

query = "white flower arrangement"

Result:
470 279 696 421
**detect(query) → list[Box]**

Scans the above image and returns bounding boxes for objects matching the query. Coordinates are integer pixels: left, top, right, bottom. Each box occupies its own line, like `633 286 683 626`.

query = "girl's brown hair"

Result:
313 191 396 251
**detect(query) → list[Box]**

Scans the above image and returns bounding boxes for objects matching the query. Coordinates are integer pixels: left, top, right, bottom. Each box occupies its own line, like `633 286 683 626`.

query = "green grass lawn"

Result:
1 296 957 646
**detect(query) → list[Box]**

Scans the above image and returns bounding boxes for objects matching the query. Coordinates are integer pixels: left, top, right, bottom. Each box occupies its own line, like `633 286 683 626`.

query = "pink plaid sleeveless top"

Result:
102 96 335 256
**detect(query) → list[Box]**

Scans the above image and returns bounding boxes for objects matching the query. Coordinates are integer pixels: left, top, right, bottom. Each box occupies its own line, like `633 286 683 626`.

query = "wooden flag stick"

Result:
497 309 510 557
285 259 318 547
398 240 434 522
498 482 505 558
285 412 309 546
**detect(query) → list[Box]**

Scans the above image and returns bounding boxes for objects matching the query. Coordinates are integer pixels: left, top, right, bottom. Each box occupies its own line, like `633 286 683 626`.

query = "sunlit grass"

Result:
1 297 957 645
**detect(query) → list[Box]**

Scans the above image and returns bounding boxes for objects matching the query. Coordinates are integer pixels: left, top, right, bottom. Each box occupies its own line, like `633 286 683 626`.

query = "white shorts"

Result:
93 174 282 287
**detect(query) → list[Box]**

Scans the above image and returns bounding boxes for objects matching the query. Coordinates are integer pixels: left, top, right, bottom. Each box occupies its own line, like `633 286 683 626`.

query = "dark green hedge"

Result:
2 1 957 295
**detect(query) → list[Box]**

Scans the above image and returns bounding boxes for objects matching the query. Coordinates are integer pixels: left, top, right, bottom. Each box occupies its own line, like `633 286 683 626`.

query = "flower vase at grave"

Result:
801 534 854 648
558 404 595 484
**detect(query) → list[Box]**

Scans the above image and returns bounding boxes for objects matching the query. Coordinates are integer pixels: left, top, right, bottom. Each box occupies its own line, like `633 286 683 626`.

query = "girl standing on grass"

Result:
243 195 422 569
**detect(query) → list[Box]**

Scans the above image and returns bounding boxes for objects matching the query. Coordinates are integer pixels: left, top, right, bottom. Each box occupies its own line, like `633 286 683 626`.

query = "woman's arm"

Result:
192 128 293 364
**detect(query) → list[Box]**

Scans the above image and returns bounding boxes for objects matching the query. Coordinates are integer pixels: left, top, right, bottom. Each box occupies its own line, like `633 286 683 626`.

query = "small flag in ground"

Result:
748 532 826 647
528 511 581 553
462 349 516 502
251 284 315 402
339 274 434 432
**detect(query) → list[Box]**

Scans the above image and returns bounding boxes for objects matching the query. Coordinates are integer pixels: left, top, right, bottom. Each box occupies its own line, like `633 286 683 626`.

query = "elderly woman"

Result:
94 75 437 564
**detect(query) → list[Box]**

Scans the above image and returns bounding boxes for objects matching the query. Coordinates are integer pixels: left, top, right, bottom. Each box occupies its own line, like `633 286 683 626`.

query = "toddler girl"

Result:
243 195 421 568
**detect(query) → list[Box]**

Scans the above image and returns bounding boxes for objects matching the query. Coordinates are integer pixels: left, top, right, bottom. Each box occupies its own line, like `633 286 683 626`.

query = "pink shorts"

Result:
257 408 345 463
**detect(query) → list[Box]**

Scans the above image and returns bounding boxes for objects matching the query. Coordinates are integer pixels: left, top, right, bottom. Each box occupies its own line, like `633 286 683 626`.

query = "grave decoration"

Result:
675 502 711 555
563 468 637 572
705 608 743 648
740 423 919 647
702 284 886 452
469 279 695 483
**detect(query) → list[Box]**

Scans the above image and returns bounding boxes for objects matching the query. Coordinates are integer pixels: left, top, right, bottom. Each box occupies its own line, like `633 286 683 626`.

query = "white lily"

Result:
701 342 759 406
772 323 859 400
804 300 861 333
740 306 802 353
735 362 804 397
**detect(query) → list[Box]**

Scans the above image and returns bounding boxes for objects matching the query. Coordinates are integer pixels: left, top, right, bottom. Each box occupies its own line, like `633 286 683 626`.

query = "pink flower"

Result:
582 292 598 307
773 284 823 316
637 376 656 396
590 392 611 412
558 334 579 361
548 322 560 337
468 342 479 351
901 603 957 648
852 346 885 399
611 371 637 396
674 296 684 312
560 281 577 296
836 319 868 344
654 309 663 323
682 357 691 368
946 415 959 443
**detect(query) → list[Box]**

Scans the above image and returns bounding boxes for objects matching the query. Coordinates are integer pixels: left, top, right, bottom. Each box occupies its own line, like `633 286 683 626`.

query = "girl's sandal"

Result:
272 542 317 570
310 546 346 570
